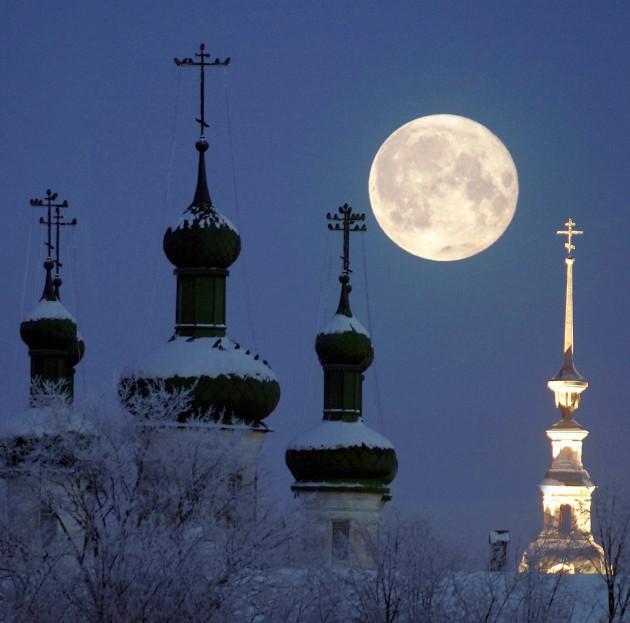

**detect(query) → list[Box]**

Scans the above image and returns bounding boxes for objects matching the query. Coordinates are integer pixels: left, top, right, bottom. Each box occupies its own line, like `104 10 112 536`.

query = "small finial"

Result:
30 189 77 300
556 218 583 258
174 43 230 140
326 203 366 315
41 258 56 301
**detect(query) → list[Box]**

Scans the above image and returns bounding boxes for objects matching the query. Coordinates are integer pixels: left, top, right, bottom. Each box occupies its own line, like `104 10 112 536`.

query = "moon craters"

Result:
369 114 518 261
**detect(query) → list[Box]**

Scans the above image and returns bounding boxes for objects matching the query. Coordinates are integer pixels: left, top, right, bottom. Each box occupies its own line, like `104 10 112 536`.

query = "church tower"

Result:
19 190 84 402
286 204 397 568
1 190 85 542
520 219 603 574
119 45 280 508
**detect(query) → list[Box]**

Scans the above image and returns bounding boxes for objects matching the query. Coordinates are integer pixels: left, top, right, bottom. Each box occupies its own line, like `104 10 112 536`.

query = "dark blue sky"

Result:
2 1 630 551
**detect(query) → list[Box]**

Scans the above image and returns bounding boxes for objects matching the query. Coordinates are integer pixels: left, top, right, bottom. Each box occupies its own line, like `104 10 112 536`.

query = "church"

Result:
0 44 604 578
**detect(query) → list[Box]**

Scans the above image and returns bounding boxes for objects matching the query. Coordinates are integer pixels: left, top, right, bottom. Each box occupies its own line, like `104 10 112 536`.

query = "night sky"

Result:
2 2 630 553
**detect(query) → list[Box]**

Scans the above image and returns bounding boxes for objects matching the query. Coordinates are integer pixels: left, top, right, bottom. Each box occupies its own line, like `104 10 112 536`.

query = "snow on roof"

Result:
319 313 369 337
0 405 93 440
176 207 239 234
489 530 510 543
23 299 76 323
288 419 393 451
128 336 277 382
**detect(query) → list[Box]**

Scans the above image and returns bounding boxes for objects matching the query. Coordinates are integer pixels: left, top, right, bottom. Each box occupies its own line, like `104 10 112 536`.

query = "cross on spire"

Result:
174 43 230 139
30 189 77 298
326 203 367 278
556 218 583 257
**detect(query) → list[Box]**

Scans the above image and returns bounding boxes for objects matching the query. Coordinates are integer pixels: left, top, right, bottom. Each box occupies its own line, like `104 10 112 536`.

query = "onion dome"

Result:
315 274 373 370
121 47 279 428
122 336 279 425
20 260 77 351
19 257 84 398
286 420 397 491
163 140 241 269
286 203 397 494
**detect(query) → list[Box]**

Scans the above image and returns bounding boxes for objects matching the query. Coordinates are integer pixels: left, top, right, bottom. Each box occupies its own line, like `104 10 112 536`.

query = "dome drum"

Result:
175 267 228 338
322 367 364 422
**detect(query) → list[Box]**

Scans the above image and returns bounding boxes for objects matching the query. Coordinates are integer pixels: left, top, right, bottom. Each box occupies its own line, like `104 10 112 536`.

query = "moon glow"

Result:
368 115 518 261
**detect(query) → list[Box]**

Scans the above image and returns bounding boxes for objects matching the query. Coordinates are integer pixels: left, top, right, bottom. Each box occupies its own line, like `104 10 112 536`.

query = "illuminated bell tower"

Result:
520 219 603 574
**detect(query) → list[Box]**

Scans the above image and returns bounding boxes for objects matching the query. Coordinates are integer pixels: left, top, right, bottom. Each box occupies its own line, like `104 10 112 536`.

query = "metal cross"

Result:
556 218 583 257
174 43 230 138
326 203 367 276
30 189 77 289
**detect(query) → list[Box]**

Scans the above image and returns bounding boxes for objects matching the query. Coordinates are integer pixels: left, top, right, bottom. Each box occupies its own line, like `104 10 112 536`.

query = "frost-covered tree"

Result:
0 384 295 622
592 485 630 623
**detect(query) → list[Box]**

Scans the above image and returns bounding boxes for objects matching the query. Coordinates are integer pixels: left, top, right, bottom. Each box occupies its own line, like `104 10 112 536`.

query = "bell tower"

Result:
520 219 603 574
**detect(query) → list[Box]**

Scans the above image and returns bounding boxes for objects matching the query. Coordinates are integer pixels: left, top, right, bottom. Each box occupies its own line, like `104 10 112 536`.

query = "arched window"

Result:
332 520 350 562
559 504 572 534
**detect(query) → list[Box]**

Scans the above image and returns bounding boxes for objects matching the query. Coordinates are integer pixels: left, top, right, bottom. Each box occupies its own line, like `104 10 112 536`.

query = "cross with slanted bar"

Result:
326 203 367 276
30 189 77 295
174 43 230 138
556 218 583 257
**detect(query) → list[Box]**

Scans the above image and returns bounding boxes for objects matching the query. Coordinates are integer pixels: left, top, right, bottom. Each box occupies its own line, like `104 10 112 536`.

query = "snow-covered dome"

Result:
122 108 280 427
163 140 241 270
286 419 397 490
315 311 373 370
286 227 397 494
315 277 373 370
122 336 280 424
20 259 85 374
21 298 77 351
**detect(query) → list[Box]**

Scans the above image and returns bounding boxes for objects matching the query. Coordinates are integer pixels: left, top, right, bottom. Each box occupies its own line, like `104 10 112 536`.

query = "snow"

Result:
176 207 239 234
288 419 393 451
319 313 369 337
23 299 76 322
128 336 277 382
489 530 511 543
290 481 379 489
0 405 93 439
440 571 608 623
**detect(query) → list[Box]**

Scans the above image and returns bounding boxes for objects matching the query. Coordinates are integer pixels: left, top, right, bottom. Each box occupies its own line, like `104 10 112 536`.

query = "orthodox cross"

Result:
326 203 367 276
30 189 77 293
556 218 583 257
174 43 230 138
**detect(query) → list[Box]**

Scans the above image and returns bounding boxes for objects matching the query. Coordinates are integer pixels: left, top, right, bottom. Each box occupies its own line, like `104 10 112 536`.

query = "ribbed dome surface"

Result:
121 336 280 425
163 140 241 269
20 299 77 351
163 212 241 269
286 420 397 488
315 313 373 370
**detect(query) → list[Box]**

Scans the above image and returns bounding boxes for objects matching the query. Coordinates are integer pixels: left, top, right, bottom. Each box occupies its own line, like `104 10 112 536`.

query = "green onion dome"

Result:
120 336 280 425
286 420 398 491
20 261 78 353
315 277 373 370
315 313 373 370
163 140 241 270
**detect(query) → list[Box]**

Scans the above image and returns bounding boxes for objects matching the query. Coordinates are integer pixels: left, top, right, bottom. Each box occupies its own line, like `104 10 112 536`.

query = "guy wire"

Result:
223 68 258 351
360 233 386 434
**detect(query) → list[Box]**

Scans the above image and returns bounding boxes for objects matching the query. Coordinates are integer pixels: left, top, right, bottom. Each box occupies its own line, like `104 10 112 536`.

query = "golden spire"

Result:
556 219 583 359
548 219 587 418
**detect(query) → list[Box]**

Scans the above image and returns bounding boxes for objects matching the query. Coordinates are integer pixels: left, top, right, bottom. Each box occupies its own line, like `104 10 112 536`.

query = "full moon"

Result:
368 114 518 261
